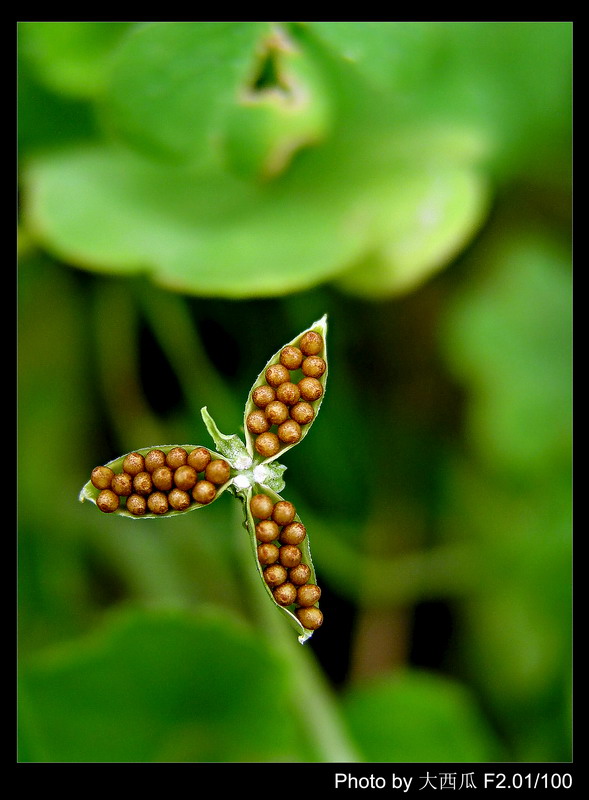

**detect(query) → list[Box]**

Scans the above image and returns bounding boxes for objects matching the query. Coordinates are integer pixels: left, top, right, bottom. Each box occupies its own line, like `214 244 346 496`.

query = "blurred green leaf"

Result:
342 670 503 762
19 21 134 99
441 232 572 477
19 606 308 762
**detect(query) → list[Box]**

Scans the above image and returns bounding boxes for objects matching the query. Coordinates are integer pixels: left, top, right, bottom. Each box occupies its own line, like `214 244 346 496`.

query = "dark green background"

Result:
18 21 572 763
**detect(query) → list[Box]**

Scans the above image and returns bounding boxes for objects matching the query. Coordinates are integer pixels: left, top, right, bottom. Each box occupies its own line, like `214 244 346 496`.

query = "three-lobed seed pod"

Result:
81 316 328 642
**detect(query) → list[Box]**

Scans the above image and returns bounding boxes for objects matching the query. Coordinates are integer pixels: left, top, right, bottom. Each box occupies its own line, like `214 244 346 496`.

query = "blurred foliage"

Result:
17 21 571 764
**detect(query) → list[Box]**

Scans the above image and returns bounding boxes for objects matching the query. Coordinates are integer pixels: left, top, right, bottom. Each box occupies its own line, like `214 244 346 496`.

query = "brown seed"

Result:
250 493 274 520
289 563 311 585
265 400 289 426
264 564 287 588
297 583 321 607
111 472 133 496
122 452 145 476
147 491 169 515
289 401 315 425
246 409 270 434
144 449 166 473
187 447 211 473
126 493 147 516
272 500 296 526
276 381 301 406
192 480 217 505
255 519 280 543
152 465 174 491
96 488 119 513
168 488 191 511
298 377 323 402
280 345 304 370
205 459 231 485
277 419 301 444
91 466 114 490
255 432 280 458
280 521 306 545
299 330 323 356
133 471 153 496
279 544 302 568
265 363 290 387
301 355 326 378
252 384 276 408
273 582 297 606
166 447 188 469
257 542 280 565
296 606 323 630
174 464 198 490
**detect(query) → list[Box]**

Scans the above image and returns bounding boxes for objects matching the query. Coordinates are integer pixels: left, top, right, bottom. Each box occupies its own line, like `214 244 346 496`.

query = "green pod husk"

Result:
243 314 328 463
241 483 320 644
79 444 233 519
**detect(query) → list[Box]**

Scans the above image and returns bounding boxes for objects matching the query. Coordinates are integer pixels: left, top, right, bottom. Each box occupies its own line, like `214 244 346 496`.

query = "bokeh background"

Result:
17 21 572 763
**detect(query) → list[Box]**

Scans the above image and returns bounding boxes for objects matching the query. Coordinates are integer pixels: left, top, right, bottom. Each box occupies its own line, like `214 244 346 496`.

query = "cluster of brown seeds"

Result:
91 447 230 516
250 492 323 631
247 330 325 459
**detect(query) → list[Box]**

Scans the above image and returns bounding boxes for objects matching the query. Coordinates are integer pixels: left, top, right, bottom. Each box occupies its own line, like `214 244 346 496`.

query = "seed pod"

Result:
166 447 188 469
289 401 315 425
133 471 153 496
187 447 211 473
91 466 114 490
255 519 280 543
258 542 280 565
122 452 145 476
174 464 198 491
280 521 306 545
296 606 323 630
298 377 323 402
299 330 323 356
276 382 300 406
111 472 133 497
147 491 169 515
277 419 301 444
265 363 290 387
264 564 288 588
272 500 296 526
301 355 326 378
250 493 274 520
242 314 327 463
96 488 119 513
205 459 231 485
246 409 271 434
279 544 302 568
192 480 217 505
255 432 280 459
152 465 174 491
273 582 297 606
168 488 191 511
289 563 311 585
252 384 276 408
126 493 147 516
144 449 166 473
297 583 321 607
